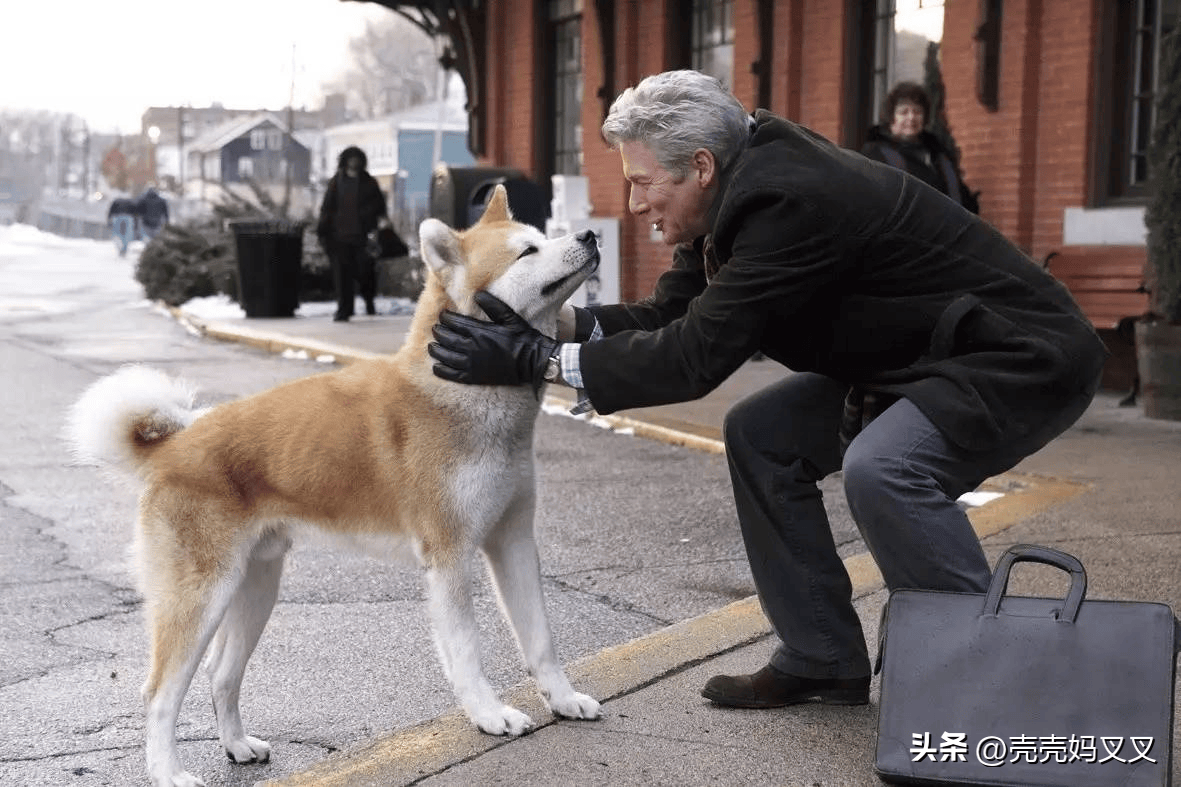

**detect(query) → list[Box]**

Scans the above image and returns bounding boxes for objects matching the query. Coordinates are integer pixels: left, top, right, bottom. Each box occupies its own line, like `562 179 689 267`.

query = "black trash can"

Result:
429 166 548 232
230 220 304 318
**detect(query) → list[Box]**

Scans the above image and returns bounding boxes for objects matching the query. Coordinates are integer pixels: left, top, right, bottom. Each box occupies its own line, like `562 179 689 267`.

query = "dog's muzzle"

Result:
542 233 600 297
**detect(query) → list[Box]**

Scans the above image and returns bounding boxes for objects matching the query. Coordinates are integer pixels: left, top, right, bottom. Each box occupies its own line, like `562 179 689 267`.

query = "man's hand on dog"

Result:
430 291 559 395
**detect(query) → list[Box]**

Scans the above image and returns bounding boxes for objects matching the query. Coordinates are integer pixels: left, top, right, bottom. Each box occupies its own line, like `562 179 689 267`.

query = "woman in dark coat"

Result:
428 70 1105 710
861 81 978 214
316 146 390 321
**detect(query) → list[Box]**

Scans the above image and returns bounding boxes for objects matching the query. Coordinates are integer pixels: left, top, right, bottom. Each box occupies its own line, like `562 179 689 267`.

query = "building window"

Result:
549 0 583 176
1098 0 1181 203
845 0 944 149
869 0 945 128
691 0 734 88
250 130 267 151
237 157 253 179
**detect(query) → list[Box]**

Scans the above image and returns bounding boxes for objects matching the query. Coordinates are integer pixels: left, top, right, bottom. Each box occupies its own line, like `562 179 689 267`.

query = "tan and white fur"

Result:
66 186 602 787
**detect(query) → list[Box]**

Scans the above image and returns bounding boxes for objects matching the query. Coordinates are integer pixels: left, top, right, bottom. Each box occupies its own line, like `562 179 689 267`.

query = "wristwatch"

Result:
543 354 562 383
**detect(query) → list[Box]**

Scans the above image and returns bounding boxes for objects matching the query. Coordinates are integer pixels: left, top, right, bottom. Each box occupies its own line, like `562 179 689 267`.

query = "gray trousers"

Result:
723 372 1096 680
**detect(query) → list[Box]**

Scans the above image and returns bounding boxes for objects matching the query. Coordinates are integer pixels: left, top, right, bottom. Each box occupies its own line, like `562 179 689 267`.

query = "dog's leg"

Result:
482 499 601 723
205 531 290 766
424 556 534 735
141 563 241 787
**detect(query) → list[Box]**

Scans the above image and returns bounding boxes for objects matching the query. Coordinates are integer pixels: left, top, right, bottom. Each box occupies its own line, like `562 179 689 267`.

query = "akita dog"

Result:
66 186 602 787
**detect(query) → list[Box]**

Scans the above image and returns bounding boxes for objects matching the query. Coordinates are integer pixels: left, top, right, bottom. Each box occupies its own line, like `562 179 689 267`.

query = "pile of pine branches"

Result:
134 220 238 307
133 176 424 307
134 177 335 306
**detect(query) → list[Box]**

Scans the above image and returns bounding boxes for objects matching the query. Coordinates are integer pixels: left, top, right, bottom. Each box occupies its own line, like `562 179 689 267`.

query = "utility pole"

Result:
57 119 69 194
81 121 90 197
432 40 455 172
177 106 185 199
283 43 296 217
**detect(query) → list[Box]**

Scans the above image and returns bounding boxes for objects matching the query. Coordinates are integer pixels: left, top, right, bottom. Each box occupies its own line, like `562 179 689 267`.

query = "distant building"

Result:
186 113 310 187
318 97 474 229
141 95 347 185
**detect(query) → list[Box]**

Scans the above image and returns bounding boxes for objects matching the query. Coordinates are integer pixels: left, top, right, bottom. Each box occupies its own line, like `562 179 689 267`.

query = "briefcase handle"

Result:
982 544 1087 623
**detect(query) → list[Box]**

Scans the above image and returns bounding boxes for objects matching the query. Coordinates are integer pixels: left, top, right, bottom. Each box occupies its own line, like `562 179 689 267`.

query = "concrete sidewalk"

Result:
178 307 1181 786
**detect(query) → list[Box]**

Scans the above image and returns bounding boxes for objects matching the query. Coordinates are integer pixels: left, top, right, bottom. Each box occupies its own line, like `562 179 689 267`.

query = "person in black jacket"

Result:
136 188 169 240
107 197 139 256
316 146 390 321
427 71 1105 710
861 81 978 213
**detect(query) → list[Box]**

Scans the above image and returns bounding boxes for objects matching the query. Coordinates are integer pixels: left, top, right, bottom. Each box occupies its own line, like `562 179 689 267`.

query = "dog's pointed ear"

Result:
477 184 512 225
418 218 461 277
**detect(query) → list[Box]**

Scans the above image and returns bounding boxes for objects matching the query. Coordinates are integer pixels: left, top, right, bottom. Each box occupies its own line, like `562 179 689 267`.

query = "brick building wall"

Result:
942 0 1147 333
471 0 1147 340
792 2 851 142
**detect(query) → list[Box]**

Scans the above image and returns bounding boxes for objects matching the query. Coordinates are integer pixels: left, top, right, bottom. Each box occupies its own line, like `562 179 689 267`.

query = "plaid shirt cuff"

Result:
559 342 585 388
558 319 602 415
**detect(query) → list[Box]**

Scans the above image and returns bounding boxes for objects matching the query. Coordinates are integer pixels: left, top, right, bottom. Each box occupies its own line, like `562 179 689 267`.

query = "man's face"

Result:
619 141 713 246
345 156 361 175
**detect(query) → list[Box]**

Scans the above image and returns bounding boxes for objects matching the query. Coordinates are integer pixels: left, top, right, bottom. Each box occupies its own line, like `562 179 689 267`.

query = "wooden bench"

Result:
1045 246 1149 329
1045 246 1149 393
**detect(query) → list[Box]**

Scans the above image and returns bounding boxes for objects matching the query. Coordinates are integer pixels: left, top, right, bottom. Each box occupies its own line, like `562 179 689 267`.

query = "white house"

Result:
319 95 474 231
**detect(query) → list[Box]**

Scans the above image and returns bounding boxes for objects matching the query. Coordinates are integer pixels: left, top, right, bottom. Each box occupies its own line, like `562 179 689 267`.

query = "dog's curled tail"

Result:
66 365 200 478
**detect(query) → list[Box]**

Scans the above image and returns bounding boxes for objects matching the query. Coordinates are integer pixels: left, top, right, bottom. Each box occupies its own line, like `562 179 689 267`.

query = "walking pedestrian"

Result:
316 146 390 322
136 188 169 241
107 197 138 256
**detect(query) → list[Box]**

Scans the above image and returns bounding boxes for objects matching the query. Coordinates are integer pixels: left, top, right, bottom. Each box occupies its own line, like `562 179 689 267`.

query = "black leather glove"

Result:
429 291 559 396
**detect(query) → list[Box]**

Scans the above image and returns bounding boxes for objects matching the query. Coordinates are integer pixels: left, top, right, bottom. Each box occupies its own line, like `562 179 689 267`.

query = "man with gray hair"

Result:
430 70 1105 710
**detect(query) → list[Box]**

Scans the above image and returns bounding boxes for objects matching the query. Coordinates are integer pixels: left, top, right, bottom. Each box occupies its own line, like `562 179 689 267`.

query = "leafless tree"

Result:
1 111 80 200
324 14 441 120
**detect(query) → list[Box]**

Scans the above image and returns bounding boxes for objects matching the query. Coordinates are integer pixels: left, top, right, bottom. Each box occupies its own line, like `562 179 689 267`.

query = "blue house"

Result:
320 98 474 228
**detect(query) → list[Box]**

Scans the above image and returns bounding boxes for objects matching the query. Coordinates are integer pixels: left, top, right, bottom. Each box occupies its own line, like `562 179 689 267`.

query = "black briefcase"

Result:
874 544 1179 786
375 227 409 259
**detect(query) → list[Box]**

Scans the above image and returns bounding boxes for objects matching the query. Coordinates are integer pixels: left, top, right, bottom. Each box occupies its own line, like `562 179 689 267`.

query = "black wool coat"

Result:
316 170 388 245
581 111 1106 453
861 126 978 214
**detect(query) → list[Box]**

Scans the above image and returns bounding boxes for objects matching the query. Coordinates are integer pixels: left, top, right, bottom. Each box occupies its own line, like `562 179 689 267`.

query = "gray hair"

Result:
601 70 751 180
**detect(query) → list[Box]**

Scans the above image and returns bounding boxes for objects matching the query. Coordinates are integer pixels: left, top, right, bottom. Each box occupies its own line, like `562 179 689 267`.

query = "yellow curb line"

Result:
169 307 381 365
264 473 1089 787
201 320 383 363
967 472 1091 539
543 394 726 454
172 307 1092 785
265 595 773 787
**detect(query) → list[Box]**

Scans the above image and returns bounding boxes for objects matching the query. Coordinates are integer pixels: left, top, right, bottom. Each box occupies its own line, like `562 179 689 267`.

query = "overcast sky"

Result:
0 0 391 134
1 0 944 137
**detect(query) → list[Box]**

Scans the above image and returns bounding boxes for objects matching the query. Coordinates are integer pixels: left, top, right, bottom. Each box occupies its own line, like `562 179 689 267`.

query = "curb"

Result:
261 596 774 787
172 308 1093 786
170 307 383 365
260 472 1088 787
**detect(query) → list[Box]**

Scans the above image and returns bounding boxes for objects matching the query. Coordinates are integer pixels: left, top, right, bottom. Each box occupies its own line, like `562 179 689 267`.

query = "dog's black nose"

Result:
575 229 598 247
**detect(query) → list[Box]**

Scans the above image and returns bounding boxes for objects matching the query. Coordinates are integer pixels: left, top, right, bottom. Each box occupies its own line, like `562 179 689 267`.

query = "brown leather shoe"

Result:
701 664 869 708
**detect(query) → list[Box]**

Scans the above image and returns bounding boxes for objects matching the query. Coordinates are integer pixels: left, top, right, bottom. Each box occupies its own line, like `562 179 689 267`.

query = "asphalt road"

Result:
0 226 864 786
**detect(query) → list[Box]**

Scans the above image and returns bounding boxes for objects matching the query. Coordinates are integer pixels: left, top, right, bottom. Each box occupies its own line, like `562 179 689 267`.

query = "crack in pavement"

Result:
545 576 672 626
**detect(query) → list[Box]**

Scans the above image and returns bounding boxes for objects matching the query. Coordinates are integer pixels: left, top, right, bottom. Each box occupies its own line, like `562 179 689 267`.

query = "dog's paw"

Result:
549 691 602 721
147 762 206 787
473 705 534 736
162 772 206 787
223 735 271 764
